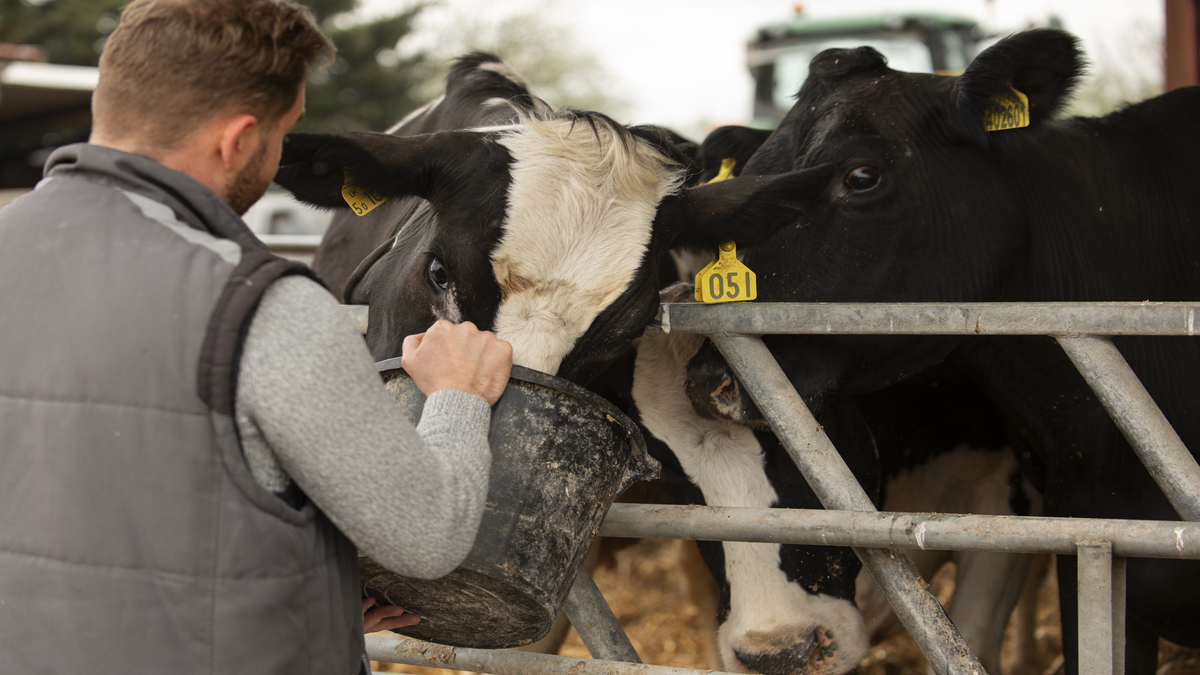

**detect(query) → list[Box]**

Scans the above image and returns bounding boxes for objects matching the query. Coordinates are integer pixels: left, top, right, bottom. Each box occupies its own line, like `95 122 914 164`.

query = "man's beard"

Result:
226 144 271 216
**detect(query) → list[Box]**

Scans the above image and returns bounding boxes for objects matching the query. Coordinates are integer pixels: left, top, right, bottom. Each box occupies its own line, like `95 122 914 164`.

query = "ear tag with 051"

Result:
695 241 757 303
341 172 388 216
693 157 758 303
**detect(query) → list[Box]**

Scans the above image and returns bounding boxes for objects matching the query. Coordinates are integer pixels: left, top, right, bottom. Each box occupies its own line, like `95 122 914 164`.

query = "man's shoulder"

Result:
0 176 123 226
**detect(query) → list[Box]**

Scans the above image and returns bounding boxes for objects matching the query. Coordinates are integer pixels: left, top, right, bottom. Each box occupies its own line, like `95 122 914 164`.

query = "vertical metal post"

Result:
1113 555 1127 675
710 333 987 675
1057 335 1200 521
1078 542 1122 675
563 568 642 663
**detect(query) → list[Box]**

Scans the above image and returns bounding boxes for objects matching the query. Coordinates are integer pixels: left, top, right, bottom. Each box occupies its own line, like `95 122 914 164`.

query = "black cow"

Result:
273 52 829 384
654 28 1199 675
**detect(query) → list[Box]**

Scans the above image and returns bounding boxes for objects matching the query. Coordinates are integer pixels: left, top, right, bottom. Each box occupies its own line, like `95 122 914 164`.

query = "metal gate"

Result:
345 301 1200 675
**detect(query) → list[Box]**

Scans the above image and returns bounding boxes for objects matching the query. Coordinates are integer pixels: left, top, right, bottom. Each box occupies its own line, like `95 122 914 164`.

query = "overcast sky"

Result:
359 0 1165 137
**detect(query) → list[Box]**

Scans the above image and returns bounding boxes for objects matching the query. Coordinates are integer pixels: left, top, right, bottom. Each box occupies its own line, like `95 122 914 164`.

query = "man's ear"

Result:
216 114 262 172
274 130 489 210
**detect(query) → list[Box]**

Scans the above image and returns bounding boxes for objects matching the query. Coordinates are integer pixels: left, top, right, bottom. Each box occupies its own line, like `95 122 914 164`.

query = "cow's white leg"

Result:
856 547 950 641
945 549 1030 675
856 446 1038 675
1012 552 1051 674
634 330 868 675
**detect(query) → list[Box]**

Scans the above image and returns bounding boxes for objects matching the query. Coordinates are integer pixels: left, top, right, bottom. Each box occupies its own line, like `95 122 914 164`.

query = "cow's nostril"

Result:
733 625 843 675
808 626 835 666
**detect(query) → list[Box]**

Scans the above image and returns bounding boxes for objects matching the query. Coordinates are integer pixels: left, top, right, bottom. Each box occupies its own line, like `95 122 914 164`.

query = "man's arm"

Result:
234 275 510 579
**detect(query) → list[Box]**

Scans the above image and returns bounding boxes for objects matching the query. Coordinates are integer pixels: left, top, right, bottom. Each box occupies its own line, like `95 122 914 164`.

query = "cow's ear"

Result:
658 164 833 252
274 130 486 209
954 28 1085 138
696 125 773 184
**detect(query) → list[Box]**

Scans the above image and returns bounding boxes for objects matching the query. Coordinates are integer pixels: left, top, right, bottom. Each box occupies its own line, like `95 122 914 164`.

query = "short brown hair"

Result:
93 0 333 148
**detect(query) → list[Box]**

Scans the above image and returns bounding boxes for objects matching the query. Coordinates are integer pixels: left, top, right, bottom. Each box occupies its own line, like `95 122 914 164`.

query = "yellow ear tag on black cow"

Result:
695 242 757 303
983 85 1030 132
704 157 738 185
693 157 758 303
341 173 388 216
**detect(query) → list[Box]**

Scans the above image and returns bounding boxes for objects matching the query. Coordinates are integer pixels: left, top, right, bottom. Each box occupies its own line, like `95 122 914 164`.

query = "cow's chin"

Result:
719 591 869 675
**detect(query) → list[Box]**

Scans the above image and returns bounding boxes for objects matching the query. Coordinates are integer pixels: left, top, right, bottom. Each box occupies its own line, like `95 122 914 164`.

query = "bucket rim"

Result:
374 357 657 481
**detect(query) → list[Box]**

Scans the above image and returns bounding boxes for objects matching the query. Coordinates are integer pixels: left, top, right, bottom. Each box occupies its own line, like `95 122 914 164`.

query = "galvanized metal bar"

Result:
345 305 368 335
1057 335 1200 521
653 302 1200 336
563 568 642 663
709 333 986 675
1077 542 1116 675
347 302 1200 338
1113 556 1127 675
599 503 1200 559
365 634 744 675
708 334 875 511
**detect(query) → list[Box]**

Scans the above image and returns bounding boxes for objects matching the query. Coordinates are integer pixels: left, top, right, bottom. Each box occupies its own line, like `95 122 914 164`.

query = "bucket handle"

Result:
615 431 660 496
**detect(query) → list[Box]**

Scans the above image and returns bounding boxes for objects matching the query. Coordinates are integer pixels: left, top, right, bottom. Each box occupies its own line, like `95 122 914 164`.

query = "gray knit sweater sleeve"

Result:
234 274 492 580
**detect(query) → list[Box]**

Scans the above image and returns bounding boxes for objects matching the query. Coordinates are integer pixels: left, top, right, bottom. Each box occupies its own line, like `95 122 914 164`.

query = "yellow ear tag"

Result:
983 85 1030 132
695 241 757 303
693 158 759 303
703 157 738 185
341 173 388 216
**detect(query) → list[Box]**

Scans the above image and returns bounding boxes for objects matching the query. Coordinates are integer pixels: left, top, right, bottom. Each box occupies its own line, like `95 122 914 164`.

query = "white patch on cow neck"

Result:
633 325 869 675
490 116 684 374
387 95 443 134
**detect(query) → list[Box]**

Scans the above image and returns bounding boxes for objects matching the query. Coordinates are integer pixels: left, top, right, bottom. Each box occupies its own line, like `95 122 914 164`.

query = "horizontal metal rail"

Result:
652 301 1200 336
343 301 1200 338
598 503 1200 558
366 634 743 675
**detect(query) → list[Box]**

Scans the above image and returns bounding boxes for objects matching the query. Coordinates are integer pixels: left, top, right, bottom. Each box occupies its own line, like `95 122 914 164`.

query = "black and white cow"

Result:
652 27 1199 675
274 52 829 384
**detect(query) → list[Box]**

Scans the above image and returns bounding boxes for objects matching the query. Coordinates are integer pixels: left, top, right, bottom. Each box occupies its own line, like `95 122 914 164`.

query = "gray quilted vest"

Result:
0 144 365 674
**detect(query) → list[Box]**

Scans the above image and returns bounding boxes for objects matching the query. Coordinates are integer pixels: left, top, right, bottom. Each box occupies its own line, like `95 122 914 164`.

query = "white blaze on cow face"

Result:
431 286 463 324
490 116 685 375
633 321 870 675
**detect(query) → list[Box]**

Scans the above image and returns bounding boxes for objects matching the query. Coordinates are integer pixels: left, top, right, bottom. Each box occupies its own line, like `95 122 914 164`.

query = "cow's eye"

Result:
845 166 880 191
428 258 449 290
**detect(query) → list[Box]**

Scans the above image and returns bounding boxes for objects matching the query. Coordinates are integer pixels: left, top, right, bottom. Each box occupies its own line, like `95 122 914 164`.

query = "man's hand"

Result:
400 320 513 406
362 597 420 634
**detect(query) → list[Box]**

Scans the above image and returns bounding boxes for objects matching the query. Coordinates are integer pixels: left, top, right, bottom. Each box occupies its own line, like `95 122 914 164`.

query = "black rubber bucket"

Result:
361 358 658 649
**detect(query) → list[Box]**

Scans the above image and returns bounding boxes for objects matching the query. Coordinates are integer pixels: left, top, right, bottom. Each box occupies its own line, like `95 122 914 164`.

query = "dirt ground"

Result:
371 538 1200 675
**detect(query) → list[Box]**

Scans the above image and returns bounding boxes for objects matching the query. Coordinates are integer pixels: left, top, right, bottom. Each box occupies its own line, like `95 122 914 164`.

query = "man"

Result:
0 1 511 673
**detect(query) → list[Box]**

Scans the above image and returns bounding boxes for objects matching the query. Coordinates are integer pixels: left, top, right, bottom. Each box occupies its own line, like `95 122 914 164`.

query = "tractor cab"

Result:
748 11 981 128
